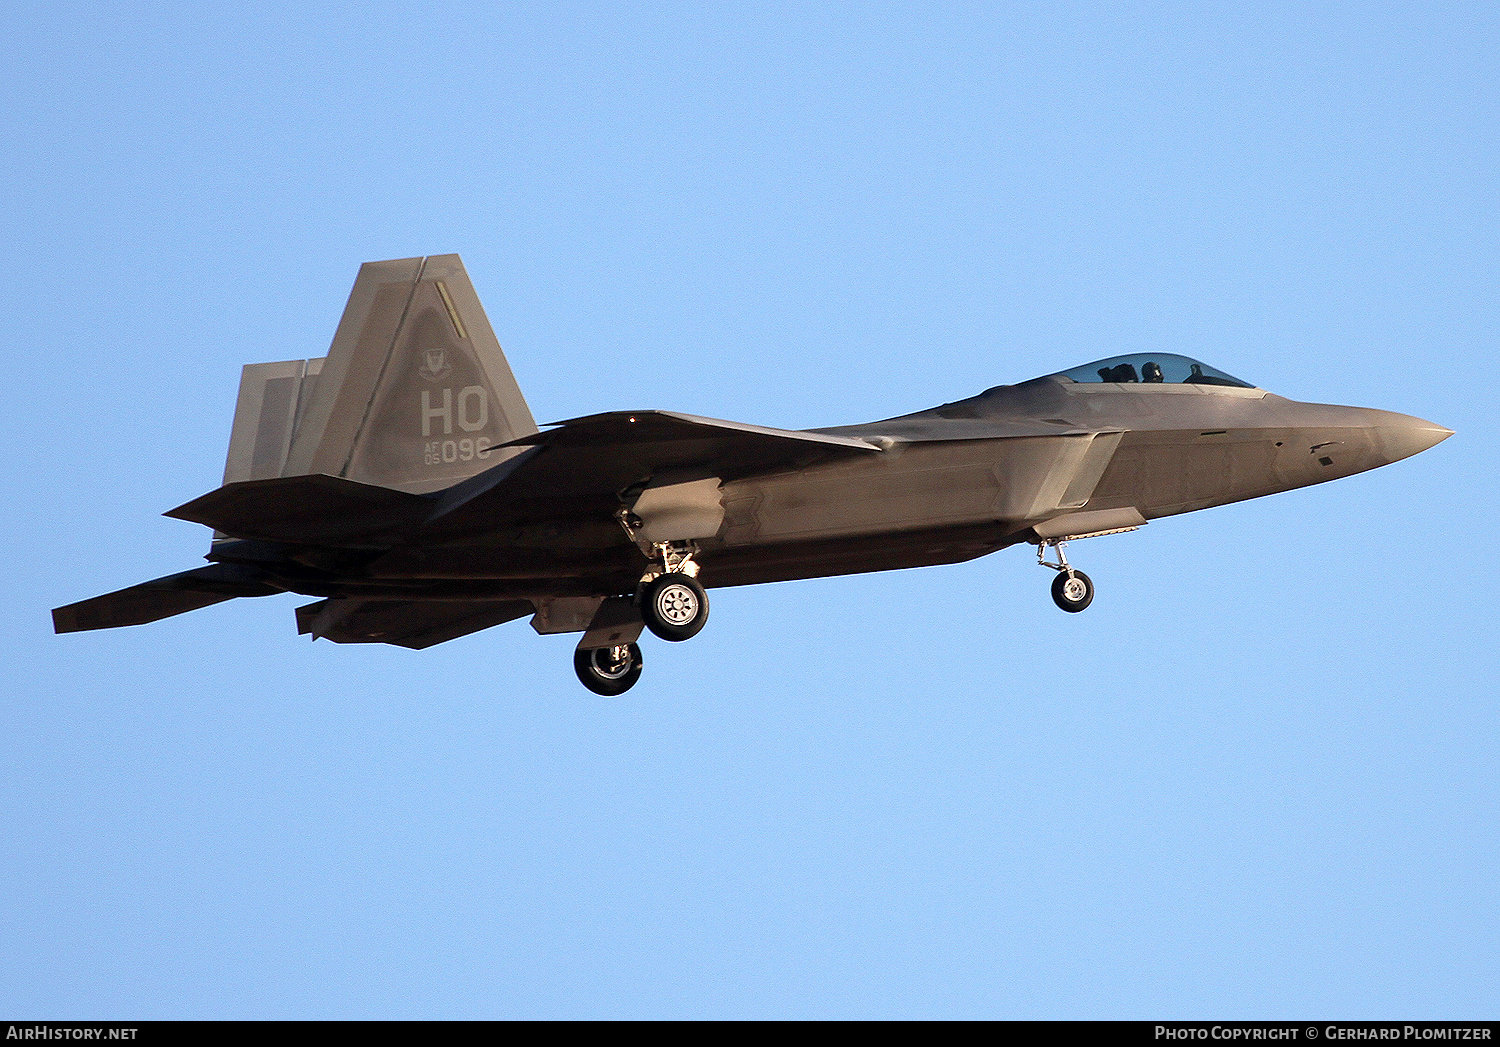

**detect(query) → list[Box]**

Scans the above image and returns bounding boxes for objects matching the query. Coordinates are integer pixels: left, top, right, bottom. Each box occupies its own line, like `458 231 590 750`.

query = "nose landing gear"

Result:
1038 538 1095 613
1050 568 1094 612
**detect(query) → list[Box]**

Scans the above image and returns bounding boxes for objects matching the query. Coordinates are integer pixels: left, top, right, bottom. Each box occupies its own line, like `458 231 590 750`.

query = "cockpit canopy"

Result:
1050 353 1254 389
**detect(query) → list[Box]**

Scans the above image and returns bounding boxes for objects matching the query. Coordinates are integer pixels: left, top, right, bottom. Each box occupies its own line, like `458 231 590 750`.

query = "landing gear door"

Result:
628 476 725 549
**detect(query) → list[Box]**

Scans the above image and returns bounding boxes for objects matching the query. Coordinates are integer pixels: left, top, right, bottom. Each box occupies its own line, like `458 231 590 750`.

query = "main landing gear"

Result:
1037 538 1095 613
642 573 709 641
573 540 711 695
638 540 710 642
574 643 643 696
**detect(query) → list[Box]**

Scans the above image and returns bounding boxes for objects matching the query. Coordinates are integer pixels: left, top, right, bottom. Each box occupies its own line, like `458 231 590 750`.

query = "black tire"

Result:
1050 570 1094 613
641 573 709 642
574 643 643 696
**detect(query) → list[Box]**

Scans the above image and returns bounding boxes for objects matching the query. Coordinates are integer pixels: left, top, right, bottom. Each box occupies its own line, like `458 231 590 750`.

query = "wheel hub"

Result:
654 583 699 625
590 645 632 679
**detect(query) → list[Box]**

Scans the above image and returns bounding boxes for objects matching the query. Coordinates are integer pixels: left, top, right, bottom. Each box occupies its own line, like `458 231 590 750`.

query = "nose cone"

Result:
1374 412 1453 465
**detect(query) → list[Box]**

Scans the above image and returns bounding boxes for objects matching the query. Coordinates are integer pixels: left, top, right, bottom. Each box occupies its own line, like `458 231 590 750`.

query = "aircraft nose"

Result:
1373 412 1453 465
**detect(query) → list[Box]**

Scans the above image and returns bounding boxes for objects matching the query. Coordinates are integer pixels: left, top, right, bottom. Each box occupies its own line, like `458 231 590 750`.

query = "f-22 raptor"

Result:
53 256 1452 694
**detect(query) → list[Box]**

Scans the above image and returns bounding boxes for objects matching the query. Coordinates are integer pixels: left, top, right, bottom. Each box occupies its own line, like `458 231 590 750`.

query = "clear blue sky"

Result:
2 1 1495 1019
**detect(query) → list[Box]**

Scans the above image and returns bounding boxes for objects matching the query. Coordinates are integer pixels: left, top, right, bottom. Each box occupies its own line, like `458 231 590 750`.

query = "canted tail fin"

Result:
223 255 539 494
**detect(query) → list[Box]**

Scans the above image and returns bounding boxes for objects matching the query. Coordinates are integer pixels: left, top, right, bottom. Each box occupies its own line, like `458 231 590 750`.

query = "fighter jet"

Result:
53 255 1452 694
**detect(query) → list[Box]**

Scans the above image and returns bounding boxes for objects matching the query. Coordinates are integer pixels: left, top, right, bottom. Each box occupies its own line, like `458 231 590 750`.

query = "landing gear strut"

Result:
1038 538 1094 613
638 540 710 642
574 643 643 696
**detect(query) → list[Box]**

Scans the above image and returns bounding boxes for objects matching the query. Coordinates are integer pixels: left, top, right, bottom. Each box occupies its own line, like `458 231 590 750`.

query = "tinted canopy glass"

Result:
1050 353 1253 388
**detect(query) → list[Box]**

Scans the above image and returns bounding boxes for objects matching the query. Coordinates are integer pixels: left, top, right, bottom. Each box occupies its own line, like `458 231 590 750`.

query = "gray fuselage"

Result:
251 372 1446 603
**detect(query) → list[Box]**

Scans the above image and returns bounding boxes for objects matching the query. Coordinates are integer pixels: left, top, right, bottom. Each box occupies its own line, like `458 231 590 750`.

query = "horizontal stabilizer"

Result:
295 598 534 648
53 564 281 633
166 473 430 544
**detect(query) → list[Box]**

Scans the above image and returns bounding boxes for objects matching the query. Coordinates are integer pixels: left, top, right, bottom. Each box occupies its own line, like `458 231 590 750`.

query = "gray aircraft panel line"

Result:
54 256 1451 695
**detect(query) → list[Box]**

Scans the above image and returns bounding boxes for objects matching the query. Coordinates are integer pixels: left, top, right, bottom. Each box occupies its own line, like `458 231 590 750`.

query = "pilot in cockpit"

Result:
1097 363 1139 382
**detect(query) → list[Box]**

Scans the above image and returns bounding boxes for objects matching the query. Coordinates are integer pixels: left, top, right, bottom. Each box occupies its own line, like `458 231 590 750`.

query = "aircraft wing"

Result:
505 410 880 486
152 411 879 547
423 410 880 531
514 410 875 453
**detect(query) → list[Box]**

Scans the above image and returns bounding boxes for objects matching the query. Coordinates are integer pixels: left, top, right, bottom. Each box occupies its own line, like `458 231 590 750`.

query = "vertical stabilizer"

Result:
223 358 325 484
224 255 539 494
